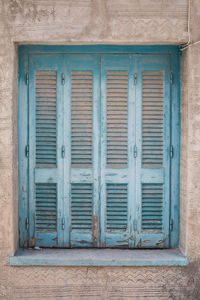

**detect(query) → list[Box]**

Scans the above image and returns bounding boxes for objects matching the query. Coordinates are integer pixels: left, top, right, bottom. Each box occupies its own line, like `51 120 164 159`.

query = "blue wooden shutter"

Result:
64 55 100 247
135 55 171 248
27 52 171 249
29 55 63 247
100 55 135 247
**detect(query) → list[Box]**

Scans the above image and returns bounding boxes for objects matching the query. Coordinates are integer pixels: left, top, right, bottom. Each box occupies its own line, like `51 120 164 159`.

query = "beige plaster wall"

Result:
0 0 200 299
179 47 189 255
2 0 188 44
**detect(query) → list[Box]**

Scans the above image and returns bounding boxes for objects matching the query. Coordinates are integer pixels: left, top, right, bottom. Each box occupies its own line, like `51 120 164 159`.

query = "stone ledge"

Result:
10 248 188 267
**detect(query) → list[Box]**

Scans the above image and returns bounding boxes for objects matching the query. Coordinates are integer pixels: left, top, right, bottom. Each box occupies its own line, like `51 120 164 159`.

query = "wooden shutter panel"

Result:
106 71 128 168
64 55 100 247
35 183 57 232
71 183 93 230
71 71 93 167
106 183 128 231
100 55 135 247
29 55 63 247
35 71 57 167
135 55 171 248
142 71 164 169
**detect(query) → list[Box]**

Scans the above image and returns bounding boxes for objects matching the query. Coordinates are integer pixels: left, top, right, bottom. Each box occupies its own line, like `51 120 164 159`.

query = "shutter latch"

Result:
170 219 173 231
62 218 65 230
61 145 65 158
26 72 29 85
61 73 65 85
134 145 137 158
25 217 29 231
25 145 29 158
170 145 174 158
170 72 173 85
134 73 137 85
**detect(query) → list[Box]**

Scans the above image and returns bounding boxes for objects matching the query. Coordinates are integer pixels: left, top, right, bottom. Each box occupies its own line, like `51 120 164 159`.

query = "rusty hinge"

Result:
170 145 174 158
134 73 137 85
170 72 173 85
62 218 65 230
25 217 29 231
25 145 29 158
26 72 29 85
170 219 173 231
61 73 65 85
93 216 98 246
61 145 65 158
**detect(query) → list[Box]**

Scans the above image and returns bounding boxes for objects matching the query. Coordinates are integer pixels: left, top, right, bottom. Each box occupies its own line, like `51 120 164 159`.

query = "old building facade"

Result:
0 0 200 298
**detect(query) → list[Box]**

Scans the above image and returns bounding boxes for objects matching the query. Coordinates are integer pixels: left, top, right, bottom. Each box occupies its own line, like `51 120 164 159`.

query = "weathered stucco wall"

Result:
2 0 188 44
180 44 200 261
0 0 200 299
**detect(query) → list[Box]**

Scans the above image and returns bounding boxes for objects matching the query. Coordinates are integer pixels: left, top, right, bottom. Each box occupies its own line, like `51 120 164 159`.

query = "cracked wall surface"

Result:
0 0 200 299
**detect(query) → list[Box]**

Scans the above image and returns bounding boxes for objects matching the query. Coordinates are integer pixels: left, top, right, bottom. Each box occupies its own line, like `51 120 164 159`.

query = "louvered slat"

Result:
71 71 93 167
106 71 128 168
35 71 57 167
35 183 57 232
142 71 164 168
106 183 128 230
142 184 163 231
71 183 93 230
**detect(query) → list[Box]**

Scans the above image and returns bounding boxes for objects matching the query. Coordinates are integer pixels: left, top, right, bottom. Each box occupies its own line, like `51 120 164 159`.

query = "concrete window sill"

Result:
10 248 188 267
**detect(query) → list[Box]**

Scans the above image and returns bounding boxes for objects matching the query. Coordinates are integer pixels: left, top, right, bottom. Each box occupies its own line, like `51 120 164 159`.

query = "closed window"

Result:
19 47 180 248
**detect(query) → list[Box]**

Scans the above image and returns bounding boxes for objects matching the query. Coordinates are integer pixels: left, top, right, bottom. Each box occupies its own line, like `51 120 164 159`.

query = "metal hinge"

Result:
61 73 65 85
133 219 137 231
62 218 65 230
170 145 174 158
170 219 173 231
25 145 29 158
170 72 173 85
26 72 29 85
25 217 29 231
134 145 137 158
134 73 137 85
61 145 65 158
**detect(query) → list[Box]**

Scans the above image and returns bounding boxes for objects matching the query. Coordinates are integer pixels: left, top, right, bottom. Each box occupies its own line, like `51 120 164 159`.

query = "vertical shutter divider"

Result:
100 55 133 248
29 55 64 247
68 55 100 247
135 55 171 248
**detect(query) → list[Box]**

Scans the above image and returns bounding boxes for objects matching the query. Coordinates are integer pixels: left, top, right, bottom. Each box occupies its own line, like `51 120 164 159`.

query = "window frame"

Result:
18 45 180 248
